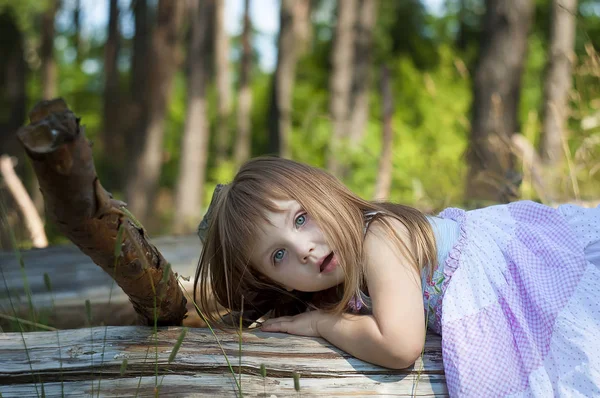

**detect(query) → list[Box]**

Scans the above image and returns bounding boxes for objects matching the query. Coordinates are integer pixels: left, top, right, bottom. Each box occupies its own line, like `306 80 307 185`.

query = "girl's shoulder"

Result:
363 214 413 255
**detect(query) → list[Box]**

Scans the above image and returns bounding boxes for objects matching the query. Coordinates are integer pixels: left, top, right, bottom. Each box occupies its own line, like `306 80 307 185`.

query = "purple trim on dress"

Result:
434 207 468 334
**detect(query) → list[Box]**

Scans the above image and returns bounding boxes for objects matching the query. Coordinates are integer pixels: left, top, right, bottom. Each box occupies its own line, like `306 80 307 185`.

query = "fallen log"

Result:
0 326 448 397
15 98 187 326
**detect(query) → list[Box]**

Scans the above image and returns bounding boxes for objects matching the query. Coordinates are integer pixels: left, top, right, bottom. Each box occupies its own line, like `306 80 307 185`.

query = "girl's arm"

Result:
317 220 426 369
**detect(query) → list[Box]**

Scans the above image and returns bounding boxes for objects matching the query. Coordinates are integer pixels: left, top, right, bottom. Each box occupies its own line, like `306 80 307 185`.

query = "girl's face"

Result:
249 199 345 292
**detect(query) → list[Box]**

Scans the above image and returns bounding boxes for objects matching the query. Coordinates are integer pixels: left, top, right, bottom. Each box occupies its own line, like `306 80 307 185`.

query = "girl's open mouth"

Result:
320 252 337 273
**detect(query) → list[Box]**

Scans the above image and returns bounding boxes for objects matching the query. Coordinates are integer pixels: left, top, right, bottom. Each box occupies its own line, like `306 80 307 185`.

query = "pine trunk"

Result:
172 0 211 234
125 0 149 174
74 0 81 64
267 0 300 158
465 0 534 203
374 66 394 201
214 0 232 164
0 10 28 248
327 0 356 176
40 0 59 100
540 0 578 167
102 0 123 189
234 0 253 167
348 0 376 143
125 0 184 226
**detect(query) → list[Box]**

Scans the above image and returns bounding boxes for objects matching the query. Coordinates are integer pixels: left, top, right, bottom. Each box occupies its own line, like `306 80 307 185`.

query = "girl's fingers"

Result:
262 316 293 325
261 321 289 332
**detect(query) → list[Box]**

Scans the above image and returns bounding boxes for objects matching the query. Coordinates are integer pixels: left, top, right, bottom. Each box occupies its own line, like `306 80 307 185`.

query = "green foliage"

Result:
0 0 49 37
6 0 600 242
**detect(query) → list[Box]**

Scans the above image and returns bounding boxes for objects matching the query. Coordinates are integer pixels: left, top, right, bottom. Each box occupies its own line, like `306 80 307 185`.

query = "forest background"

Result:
1 0 599 248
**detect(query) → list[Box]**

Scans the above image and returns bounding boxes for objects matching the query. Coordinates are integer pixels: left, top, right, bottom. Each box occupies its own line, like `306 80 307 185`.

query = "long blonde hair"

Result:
193 157 437 327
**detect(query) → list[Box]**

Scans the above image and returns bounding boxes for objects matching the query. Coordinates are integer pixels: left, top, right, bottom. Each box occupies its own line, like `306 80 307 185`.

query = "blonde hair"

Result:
193 157 437 327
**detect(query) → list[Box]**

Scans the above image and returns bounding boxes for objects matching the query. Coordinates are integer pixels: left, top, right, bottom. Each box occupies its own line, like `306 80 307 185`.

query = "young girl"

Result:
194 156 600 397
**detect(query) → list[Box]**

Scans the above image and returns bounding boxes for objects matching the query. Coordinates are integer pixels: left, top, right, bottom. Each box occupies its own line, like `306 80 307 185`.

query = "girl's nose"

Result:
295 240 315 264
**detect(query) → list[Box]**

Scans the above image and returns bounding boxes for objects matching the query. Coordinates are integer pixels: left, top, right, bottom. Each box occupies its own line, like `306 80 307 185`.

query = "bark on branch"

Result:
16 98 187 326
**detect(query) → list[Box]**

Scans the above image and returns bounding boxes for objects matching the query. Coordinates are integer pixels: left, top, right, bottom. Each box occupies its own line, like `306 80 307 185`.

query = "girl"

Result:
194 156 600 397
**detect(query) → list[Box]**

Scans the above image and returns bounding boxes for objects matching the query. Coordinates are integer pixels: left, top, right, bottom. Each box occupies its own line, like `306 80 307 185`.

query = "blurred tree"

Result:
234 0 253 167
40 0 59 100
0 9 27 247
327 0 376 177
35 0 61 216
125 0 149 171
173 0 211 234
465 0 535 203
540 0 578 168
102 0 123 189
374 65 393 201
125 0 185 225
348 0 376 143
214 0 232 164
0 10 27 175
327 0 356 176
267 0 311 158
73 0 81 64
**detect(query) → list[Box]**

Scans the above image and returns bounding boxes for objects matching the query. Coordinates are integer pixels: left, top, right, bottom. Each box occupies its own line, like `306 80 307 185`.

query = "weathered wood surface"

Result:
0 235 201 327
0 326 447 397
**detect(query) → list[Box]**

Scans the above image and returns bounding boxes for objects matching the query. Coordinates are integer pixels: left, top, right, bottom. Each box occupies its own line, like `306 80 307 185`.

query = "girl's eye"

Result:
273 249 285 263
295 213 307 228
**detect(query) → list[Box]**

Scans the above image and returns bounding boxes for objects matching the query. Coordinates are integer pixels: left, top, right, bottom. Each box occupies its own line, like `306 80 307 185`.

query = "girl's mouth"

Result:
320 252 337 273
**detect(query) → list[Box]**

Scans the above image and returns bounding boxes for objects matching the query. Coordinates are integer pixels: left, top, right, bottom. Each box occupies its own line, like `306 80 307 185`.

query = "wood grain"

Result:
0 326 447 396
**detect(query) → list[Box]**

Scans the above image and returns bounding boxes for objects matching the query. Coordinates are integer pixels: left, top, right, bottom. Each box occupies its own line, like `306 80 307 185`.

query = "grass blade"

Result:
168 327 188 363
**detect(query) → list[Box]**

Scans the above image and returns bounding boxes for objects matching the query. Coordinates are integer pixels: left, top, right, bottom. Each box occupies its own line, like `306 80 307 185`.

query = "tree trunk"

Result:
74 0 81 64
465 0 534 203
103 0 123 189
172 0 211 234
267 0 302 158
0 10 28 249
125 0 149 171
125 0 184 226
0 10 27 166
40 0 59 100
457 0 468 50
539 0 578 167
327 0 356 176
214 0 232 164
374 66 393 201
348 0 376 143
17 99 187 326
37 0 61 217
293 0 312 53
234 0 253 168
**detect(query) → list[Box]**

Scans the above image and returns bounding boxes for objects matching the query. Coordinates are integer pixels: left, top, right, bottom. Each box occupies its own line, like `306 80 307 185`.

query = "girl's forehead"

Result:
258 199 296 227
270 199 297 211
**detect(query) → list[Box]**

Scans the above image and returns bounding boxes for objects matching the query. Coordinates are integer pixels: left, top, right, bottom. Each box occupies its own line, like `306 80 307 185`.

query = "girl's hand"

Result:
260 310 323 337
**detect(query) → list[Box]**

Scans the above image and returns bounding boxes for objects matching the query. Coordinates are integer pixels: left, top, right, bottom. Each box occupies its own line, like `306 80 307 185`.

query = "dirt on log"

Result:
16 98 187 326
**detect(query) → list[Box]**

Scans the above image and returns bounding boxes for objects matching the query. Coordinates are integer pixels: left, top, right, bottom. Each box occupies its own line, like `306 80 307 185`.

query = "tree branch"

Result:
16 98 187 326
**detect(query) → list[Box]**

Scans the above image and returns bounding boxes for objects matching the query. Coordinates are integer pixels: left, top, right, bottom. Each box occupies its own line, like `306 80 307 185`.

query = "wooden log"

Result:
0 326 447 396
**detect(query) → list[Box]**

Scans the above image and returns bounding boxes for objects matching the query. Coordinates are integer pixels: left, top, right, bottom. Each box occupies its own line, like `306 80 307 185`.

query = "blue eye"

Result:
295 214 306 228
273 249 285 263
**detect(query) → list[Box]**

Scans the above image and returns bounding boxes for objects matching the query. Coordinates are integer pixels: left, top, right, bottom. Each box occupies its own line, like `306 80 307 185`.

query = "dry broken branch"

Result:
16 98 187 326
0 155 48 248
